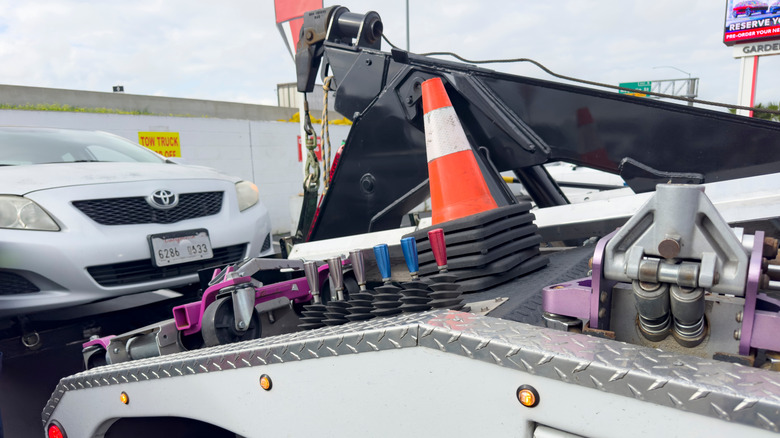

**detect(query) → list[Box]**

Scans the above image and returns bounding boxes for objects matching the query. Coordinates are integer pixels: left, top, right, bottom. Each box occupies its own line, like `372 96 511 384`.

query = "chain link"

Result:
302 96 320 193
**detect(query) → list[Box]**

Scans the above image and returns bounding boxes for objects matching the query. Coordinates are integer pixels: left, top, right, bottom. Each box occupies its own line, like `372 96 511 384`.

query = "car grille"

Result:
87 244 246 287
0 272 41 295
73 192 224 225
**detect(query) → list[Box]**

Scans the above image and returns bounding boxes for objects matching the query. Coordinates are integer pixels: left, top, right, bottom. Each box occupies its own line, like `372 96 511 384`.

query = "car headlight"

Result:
0 196 60 231
235 181 259 212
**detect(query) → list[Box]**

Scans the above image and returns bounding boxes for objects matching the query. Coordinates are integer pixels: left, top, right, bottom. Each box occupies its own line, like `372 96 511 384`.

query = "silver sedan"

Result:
0 127 274 319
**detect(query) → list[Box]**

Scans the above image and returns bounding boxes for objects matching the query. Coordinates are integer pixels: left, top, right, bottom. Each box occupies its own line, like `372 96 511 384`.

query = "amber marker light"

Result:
517 385 540 407
259 374 273 391
120 391 130 405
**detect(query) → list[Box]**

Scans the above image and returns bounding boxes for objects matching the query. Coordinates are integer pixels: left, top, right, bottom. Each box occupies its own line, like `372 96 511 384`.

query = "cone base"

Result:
404 203 549 292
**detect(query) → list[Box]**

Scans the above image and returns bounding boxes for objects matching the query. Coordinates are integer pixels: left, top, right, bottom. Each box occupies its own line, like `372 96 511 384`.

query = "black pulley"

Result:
201 296 262 347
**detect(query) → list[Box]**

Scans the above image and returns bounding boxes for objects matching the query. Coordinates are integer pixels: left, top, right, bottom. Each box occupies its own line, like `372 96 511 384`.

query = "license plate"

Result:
148 229 214 267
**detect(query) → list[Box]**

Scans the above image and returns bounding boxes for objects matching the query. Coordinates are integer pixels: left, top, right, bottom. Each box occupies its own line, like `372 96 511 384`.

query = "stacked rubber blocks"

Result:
404 203 549 293
298 229 467 331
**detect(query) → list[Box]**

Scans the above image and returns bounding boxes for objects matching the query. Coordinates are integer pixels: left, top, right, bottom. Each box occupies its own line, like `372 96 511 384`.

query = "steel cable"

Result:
380 34 780 116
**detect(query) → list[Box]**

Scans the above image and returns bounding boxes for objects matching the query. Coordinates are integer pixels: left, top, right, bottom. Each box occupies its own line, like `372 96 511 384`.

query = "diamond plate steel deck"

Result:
43 310 780 432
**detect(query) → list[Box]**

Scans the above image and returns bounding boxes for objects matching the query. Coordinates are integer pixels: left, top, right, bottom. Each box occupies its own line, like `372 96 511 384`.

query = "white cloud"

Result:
0 0 776 108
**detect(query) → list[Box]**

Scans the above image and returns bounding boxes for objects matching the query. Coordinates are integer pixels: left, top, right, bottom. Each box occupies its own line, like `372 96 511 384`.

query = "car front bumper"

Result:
0 178 274 319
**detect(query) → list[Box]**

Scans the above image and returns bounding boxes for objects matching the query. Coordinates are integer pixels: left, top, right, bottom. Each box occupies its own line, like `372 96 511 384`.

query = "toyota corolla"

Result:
0 127 274 319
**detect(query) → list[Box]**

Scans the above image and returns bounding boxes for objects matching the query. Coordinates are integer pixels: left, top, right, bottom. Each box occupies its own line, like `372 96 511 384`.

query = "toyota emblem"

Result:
147 189 179 209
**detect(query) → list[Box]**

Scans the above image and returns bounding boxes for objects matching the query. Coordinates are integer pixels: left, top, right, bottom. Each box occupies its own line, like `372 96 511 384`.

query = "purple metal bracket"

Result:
84 258 354 350
750 293 780 352
590 229 619 330
82 335 115 350
542 279 592 320
740 230 764 355
172 262 331 336
542 229 618 330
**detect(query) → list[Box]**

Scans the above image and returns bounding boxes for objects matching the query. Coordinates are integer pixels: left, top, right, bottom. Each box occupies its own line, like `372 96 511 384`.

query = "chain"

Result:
302 96 320 193
320 76 334 191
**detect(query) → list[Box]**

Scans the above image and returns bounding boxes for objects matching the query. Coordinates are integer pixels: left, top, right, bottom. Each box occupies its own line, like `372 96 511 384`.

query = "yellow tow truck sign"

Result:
138 132 181 158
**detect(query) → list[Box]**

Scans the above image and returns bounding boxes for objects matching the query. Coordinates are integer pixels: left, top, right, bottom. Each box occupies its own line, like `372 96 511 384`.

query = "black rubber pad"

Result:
434 247 541 280
418 235 542 274
404 203 533 244
327 301 351 309
409 212 536 250
423 273 458 284
399 296 431 305
428 290 461 300
349 292 374 301
400 280 430 290
322 318 348 326
371 307 403 317
454 255 550 292
372 301 404 309
399 304 432 312
373 293 402 302
347 305 374 314
416 223 538 262
427 282 460 292
429 297 464 308
399 289 430 298
345 313 375 321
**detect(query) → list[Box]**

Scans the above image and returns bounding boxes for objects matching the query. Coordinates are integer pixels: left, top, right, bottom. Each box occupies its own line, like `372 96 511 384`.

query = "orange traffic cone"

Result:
422 77 498 224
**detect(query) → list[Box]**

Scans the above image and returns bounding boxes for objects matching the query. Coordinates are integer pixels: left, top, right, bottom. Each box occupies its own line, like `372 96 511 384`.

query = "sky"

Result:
0 0 778 111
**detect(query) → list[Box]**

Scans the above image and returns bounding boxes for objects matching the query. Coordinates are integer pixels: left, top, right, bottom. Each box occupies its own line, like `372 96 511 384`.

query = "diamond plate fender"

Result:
44 310 780 433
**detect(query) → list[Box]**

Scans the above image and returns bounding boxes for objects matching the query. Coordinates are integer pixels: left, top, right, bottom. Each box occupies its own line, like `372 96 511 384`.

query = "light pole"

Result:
406 0 410 51
654 65 692 78
653 66 697 106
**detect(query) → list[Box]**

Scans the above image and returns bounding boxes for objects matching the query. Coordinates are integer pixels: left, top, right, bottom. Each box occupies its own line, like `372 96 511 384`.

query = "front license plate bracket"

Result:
148 229 214 267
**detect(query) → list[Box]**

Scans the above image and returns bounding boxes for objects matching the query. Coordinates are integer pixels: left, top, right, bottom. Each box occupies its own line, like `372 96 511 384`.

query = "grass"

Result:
0 103 198 117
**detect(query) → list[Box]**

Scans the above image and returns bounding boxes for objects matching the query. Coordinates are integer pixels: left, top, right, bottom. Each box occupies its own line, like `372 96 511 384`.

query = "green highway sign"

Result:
619 81 652 97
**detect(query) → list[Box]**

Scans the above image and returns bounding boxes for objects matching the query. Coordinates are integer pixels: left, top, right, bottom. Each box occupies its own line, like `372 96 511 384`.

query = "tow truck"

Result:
41 6 780 438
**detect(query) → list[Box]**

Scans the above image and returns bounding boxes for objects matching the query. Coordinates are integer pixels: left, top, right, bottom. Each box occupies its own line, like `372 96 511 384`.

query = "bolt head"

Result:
658 237 681 259
238 321 247 329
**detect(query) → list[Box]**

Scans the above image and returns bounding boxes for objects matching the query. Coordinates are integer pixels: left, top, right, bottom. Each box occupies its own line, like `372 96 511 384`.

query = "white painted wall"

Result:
0 110 351 234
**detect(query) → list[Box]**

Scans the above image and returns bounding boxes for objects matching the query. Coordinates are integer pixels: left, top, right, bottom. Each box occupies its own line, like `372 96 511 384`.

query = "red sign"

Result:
275 0 323 58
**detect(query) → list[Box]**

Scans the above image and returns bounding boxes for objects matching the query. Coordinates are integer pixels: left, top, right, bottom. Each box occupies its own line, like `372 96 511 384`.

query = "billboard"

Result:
724 0 780 45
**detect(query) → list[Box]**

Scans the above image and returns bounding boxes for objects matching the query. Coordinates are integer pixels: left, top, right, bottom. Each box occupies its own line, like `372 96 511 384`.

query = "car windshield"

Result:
0 127 166 166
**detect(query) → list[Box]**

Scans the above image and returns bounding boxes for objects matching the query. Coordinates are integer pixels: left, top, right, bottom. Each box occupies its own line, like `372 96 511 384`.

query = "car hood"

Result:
1 162 241 195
